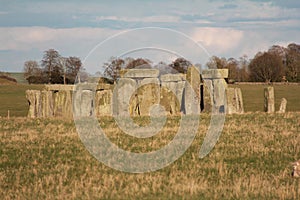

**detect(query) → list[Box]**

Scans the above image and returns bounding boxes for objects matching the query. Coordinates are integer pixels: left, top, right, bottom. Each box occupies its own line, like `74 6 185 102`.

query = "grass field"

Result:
0 114 299 199
230 84 300 112
0 84 43 117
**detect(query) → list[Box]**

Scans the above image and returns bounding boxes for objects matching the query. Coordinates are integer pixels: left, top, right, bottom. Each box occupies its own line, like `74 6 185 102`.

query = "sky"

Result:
0 0 299 73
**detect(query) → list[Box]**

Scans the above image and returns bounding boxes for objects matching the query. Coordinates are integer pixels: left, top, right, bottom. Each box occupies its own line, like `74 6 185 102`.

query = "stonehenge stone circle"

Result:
26 68 244 118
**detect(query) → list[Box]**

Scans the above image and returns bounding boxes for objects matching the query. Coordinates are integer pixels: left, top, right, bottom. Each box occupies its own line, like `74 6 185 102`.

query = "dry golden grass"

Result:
0 113 299 199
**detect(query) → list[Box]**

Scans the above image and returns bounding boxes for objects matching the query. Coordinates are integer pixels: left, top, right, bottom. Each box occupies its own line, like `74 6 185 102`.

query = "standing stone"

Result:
176 81 186 107
113 78 137 116
277 98 287 113
236 87 244 114
25 90 42 118
226 87 244 114
41 90 53 118
34 90 42 118
26 90 37 118
202 79 213 113
80 90 93 117
160 81 180 115
213 79 227 113
138 78 160 116
184 66 201 115
264 87 275 113
95 90 112 116
73 90 82 117
202 69 228 114
54 91 72 118
226 88 236 114
160 74 185 115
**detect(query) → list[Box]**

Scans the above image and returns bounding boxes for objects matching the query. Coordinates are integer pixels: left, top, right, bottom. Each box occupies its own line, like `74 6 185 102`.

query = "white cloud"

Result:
191 27 244 56
0 27 117 51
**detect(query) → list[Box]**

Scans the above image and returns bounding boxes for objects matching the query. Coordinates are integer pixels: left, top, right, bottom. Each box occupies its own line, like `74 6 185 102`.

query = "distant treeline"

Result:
23 43 300 84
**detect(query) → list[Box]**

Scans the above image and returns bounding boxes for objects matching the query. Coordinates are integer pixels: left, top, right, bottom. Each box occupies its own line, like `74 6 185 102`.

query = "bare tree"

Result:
102 57 125 83
23 60 46 84
66 56 83 84
286 48 300 82
23 60 40 79
206 56 227 69
169 58 192 74
41 49 61 84
249 52 284 82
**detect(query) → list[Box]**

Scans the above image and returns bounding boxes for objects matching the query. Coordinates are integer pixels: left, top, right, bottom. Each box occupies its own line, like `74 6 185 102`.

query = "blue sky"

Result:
0 0 299 73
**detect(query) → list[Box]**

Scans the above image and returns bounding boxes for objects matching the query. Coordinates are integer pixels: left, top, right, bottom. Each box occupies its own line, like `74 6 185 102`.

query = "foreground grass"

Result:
0 113 299 199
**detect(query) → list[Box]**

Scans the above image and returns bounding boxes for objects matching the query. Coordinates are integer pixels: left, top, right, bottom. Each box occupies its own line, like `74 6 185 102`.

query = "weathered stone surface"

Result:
122 69 159 78
26 90 43 118
236 87 244 114
41 90 53 117
26 90 37 118
73 90 82 117
26 90 34 118
95 90 112 116
35 90 42 118
202 80 212 113
113 78 137 116
160 74 183 82
160 81 180 115
277 98 287 113
137 78 160 116
80 90 93 117
202 70 228 114
226 87 244 114
176 81 185 107
226 88 236 114
264 87 275 113
184 66 201 114
213 79 227 107
201 69 229 79
96 83 113 91
45 84 74 91
54 91 72 118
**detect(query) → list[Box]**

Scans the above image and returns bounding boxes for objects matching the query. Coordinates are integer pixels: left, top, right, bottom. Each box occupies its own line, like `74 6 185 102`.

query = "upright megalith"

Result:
202 69 228 114
160 74 185 115
226 87 244 114
138 78 160 116
26 90 42 118
95 90 112 117
264 87 275 113
26 90 35 118
113 78 137 116
184 66 201 115
277 98 287 113
54 90 72 118
80 90 93 117
41 90 53 118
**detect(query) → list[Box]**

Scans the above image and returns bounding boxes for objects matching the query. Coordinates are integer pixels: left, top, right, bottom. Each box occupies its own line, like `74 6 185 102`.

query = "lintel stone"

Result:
122 69 159 78
201 69 229 79
160 74 183 82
